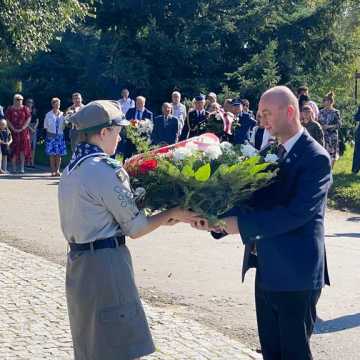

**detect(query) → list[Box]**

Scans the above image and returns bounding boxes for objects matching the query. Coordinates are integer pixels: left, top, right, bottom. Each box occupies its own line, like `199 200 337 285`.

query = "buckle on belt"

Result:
69 236 125 252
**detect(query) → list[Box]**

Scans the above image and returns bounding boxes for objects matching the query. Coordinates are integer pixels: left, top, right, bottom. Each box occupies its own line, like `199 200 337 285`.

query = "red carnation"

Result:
139 159 158 174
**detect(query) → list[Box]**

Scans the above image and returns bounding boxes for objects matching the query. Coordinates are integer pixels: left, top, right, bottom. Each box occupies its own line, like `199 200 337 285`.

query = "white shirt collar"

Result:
261 128 274 150
282 127 304 154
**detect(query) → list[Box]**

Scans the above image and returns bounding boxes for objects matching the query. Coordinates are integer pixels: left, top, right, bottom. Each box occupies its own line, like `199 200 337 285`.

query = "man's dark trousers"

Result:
255 275 321 360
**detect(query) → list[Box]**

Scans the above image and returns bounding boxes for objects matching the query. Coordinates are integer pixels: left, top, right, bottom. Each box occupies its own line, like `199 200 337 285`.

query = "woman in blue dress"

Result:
44 97 67 176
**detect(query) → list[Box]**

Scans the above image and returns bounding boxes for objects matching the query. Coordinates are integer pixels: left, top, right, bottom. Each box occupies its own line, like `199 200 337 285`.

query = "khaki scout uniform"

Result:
58 100 155 360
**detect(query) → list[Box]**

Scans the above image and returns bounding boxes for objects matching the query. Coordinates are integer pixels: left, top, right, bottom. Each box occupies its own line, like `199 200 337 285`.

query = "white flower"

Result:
138 119 153 135
204 145 222 160
220 141 233 152
173 147 193 161
264 153 279 163
240 143 258 158
186 143 198 152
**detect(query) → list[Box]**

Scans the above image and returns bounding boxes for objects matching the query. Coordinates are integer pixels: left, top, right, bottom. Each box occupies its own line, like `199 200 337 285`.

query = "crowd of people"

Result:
0 84 358 176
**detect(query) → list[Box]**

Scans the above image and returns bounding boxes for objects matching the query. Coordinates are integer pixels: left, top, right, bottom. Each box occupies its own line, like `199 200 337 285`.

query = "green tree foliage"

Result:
0 0 87 63
1 0 360 124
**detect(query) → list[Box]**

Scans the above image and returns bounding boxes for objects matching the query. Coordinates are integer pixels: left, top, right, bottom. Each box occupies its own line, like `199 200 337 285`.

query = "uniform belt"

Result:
69 236 125 252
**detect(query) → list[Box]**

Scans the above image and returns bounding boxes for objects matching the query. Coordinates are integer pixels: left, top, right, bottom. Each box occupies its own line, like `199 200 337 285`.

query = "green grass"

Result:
329 146 360 212
35 141 72 169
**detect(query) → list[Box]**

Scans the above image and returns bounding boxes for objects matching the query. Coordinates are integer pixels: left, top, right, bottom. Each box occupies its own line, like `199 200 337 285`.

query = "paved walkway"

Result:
0 242 261 360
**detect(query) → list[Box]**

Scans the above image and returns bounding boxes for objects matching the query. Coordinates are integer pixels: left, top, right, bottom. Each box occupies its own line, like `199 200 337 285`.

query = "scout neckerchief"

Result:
67 142 107 174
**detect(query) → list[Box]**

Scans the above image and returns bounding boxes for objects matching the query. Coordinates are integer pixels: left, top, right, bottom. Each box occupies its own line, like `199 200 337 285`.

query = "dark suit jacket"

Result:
253 127 265 150
215 130 332 292
125 107 153 122
233 112 256 145
151 115 180 145
179 109 209 140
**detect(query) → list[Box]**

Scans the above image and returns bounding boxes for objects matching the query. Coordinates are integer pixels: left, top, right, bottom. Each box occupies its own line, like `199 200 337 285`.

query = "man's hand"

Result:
165 207 199 226
191 216 240 234
190 217 223 232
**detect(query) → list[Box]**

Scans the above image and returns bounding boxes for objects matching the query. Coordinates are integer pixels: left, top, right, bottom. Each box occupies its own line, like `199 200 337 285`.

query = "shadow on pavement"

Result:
347 216 360 222
315 313 360 334
0 173 57 181
47 181 60 185
326 233 360 238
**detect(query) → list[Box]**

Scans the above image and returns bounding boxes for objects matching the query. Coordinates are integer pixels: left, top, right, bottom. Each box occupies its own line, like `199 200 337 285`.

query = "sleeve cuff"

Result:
210 230 228 240
237 214 263 245
125 211 149 237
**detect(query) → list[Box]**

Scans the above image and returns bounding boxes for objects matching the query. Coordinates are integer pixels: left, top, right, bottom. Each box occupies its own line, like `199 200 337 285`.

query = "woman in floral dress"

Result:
318 91 342 167
5 94 32 173
44 98 67 176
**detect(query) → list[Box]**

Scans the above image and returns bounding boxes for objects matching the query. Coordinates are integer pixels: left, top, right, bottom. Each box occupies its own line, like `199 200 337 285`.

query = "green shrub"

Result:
329 146 360 212
35 142 72 169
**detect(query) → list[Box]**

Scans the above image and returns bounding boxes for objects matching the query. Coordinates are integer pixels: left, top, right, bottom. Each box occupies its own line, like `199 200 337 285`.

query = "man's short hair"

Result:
51 97 61 104
172 91 181 97
72 92 82 98
136 96 146 102
162 102 172 108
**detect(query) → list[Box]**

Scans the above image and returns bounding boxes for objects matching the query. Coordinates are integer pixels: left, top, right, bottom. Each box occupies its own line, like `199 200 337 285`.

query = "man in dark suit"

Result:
151 102 180 145
117 96 153 159
125 96 153 122
232 99 256 145
179 95 209 140
193 86 332 360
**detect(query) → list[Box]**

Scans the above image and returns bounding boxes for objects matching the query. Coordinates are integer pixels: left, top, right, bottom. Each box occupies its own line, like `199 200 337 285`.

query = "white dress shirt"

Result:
282 127 304 156
172 103 187 128
261 128 275 150
250 127 275 150
118 98 135 115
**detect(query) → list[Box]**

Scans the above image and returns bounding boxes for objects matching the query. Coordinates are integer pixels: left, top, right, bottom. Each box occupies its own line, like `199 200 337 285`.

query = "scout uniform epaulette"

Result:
101 157 122 169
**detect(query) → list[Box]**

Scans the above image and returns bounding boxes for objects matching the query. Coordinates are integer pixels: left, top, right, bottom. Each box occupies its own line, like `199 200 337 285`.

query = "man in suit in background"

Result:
231 98 256 145
118 96 153 159
180 95 209 140
151 102 181 145
193 86 332 360
125 96 153 122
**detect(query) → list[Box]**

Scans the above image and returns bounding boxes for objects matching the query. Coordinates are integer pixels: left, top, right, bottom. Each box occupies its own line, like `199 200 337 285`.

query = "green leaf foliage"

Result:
130 147 278 225
0 0 87 64
194 164 211 182
1 0 359 139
